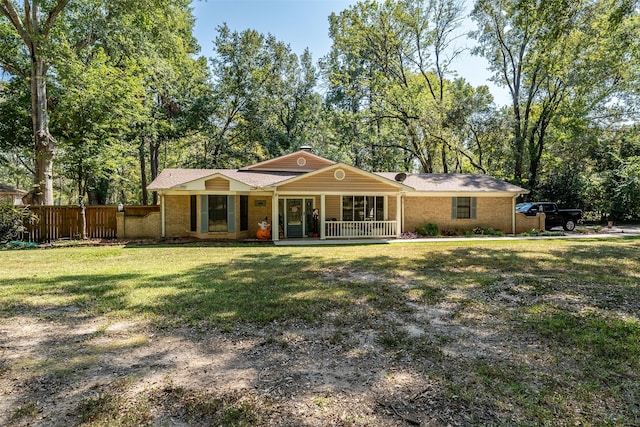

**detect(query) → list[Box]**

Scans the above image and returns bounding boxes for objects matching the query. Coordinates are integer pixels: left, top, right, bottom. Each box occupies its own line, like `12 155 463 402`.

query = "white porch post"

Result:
512 195 518 235
396 194 402 237
160 193 166 238
272 192 279 241
320 193 326 240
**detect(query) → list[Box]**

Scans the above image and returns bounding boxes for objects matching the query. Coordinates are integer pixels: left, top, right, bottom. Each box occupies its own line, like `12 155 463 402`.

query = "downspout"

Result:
512 194 518 235
161 193 166 238
397 193 404 237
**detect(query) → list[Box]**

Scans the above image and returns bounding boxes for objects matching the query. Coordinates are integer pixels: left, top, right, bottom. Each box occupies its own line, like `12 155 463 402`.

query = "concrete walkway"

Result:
273 225 640 246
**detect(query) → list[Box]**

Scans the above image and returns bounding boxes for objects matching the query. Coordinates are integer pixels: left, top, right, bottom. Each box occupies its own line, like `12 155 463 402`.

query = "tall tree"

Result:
0 0 69 204
471 0 639 191
0 77 32 190
51 49 146 204
195 25 320 168
324 0 492 173
0 0 200 205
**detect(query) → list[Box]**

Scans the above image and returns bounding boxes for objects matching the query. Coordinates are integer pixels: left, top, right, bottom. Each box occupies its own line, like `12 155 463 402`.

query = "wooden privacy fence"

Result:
25 205 119 242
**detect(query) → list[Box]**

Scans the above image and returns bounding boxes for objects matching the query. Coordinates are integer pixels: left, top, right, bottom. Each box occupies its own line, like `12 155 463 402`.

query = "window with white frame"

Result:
342 196 384 221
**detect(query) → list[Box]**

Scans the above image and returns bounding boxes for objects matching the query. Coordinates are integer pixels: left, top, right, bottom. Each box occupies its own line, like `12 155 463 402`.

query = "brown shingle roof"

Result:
0 183 27 195
147 169 302 190
374 173 528 193
148 168 527 194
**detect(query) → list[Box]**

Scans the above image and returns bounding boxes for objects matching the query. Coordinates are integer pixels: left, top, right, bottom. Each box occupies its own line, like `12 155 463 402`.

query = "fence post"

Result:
116 212 125 239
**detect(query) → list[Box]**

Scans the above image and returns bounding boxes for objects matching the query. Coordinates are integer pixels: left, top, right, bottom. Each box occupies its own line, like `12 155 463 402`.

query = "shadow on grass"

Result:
1 241 639 425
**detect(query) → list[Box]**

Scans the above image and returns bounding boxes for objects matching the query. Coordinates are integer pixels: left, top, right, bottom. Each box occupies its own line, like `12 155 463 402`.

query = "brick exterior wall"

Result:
160 194 525 239
404 196 515 233
116 212 162 239
248 196 273 238
164 195 191 237
515 212 546 233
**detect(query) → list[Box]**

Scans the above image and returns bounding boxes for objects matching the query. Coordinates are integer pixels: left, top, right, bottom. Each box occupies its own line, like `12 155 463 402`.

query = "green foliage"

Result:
519 229 564 237
471 0 640 192
323 0 494 174
190 25 322 169
0 79 33 192
2 240 640 424
0 202 38 243
576 125 640 221
0 0 205 205
467 226 505 237
0 78 31 152
52 48 146 202
416 222 440 236
1 0 639 223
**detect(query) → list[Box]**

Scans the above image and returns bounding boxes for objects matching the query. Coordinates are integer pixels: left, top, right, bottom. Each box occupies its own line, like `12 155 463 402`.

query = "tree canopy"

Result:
1 0 638 221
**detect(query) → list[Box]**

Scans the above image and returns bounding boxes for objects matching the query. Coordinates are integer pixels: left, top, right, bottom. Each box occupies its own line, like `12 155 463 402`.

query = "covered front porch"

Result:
270 193 403 241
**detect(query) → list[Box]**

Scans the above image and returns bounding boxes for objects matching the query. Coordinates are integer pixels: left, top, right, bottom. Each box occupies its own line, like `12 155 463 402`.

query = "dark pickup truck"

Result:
516 202 583 231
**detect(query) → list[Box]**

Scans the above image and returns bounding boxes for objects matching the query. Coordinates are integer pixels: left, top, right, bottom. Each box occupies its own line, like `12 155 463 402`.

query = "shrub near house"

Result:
0 202 37 243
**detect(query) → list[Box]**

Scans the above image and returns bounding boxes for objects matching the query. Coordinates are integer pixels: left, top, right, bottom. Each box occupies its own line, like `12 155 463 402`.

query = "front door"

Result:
286 199 303 237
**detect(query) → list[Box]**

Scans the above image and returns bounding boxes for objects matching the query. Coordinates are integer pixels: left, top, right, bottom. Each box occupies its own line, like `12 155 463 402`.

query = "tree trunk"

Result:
512 103 525 183
139 140 148 205
149 140 160 205
441 144 448 174
1 0 70 205
31 56 55 205
80 196 87 240
77 164 83 202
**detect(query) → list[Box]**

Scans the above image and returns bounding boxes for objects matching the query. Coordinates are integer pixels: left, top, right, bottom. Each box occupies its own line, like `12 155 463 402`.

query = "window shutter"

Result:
190 195 197 232
227 195 236 232
471 197 477 219
451 197 457 219
200 195 209 232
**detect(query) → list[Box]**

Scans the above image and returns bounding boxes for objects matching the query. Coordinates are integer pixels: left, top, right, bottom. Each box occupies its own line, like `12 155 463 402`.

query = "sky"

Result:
191 0 510 105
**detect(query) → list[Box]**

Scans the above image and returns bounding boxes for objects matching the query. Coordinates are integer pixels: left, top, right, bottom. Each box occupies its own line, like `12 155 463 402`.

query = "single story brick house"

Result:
147 149 529 240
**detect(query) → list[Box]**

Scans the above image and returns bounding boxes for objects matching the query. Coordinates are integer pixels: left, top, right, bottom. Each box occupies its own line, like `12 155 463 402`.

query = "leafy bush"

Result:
468 226 505 237
441 228 460 236
520 229 541 236
0 203 38 243
520 229 564 237
400 231 420 239
416 222 440 236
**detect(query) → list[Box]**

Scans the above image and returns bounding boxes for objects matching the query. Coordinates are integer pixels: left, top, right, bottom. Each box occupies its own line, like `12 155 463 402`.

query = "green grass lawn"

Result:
1 238 639 425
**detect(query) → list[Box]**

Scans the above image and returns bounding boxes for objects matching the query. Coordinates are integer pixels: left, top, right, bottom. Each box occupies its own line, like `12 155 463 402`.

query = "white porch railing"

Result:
325 220 397 238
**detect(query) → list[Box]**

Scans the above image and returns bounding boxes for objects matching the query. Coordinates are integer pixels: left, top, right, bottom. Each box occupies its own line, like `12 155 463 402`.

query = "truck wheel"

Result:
564 219 576 231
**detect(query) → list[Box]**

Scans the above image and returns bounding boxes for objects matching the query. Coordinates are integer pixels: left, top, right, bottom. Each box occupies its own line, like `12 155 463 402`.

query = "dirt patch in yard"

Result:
1 310 450 426
0 288 553 427
2 254 639 426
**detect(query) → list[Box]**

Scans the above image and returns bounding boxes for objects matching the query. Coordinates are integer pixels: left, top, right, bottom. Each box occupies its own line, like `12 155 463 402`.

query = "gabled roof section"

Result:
147 168 301 191
0 183 27 195
240 150 336 172
272 163 411 192
375 173 529 194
